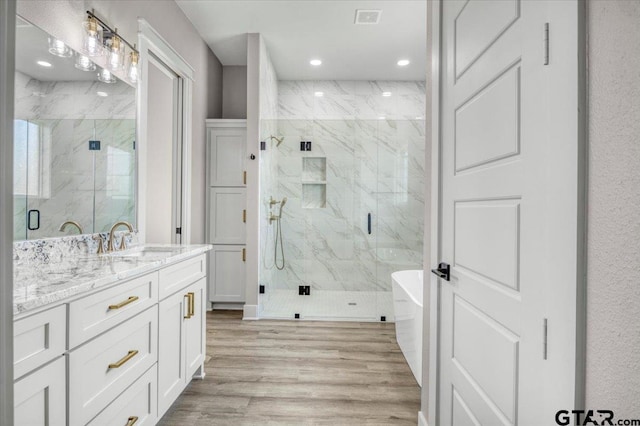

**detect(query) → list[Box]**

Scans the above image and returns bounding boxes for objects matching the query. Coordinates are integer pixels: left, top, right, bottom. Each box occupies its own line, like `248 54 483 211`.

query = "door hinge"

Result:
543 23 550 65
543 318 548 360
176 227 182 235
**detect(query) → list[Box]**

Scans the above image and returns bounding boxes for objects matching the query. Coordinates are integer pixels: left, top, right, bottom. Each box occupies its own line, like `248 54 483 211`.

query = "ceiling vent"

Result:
354 9 382 25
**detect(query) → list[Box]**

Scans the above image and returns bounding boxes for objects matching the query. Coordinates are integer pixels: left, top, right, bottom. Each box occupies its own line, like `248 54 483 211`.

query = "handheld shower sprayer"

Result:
268 196 287 270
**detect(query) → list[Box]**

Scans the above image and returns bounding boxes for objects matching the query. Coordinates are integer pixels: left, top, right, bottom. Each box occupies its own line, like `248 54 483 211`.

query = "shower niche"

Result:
301 157 326 209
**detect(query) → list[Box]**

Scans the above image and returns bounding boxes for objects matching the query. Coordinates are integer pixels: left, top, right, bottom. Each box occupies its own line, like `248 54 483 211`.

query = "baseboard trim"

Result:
243 304 259 320
211 302 244 311
418 411 428 426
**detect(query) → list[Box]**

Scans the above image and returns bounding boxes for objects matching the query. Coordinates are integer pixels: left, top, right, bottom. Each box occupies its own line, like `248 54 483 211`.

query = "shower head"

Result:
280 197 287 209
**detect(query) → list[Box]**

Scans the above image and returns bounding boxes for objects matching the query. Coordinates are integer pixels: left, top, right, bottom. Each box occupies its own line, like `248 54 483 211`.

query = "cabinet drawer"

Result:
88 364 157 426
69 306 158 426
14 356 66 426
69 272 158 349
14 305 66 379
159 254 206 299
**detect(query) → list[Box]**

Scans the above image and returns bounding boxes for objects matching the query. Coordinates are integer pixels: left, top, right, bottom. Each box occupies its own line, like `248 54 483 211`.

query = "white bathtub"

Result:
392 270 423 386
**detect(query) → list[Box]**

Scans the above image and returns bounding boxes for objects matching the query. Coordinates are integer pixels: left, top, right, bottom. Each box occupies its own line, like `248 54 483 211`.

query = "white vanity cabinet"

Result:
13 305 67 426
14 250 209 426
206 119 248 306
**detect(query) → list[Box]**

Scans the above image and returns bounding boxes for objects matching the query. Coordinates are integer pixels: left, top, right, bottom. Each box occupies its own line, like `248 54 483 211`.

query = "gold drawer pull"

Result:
108 296 139 310
125 416 139 426
242 248 246 262
243 170 247 185
108 350 138 369
184 292 194 319
189 292 195 318
243 209 246 223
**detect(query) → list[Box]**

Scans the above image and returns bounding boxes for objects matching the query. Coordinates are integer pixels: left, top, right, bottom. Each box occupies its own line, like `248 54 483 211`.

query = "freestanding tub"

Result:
392 270 423 386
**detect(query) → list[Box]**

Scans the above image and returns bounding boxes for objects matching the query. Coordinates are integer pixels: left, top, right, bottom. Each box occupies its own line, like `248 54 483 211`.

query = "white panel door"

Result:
209 128 247 187
437 1 582 425
184 278 206 378
14 356 66 426
209 187 247 244
209 245 246 303
157 290 188 418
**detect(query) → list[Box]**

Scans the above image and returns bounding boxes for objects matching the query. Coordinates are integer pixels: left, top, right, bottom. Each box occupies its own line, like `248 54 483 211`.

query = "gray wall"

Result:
586 0 640 415
16 0 224 244
222 65 247 119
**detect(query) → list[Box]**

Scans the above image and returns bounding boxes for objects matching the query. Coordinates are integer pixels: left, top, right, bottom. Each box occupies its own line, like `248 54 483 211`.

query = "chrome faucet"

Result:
107 221 134 252
58 220 83 235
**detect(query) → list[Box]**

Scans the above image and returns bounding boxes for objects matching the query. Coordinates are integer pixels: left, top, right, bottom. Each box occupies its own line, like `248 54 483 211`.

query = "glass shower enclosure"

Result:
259 117 425 321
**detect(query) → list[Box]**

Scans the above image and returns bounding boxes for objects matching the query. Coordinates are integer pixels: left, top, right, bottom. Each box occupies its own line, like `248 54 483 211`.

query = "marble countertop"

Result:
14 244 212 315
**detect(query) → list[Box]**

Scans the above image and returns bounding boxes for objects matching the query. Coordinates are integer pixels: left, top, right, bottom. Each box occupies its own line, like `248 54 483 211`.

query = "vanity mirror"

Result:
13 15 136 241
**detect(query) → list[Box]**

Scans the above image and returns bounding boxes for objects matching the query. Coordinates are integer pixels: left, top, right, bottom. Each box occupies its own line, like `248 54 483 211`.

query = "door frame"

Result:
424 1 588 424
0 0 16 423
137 19 194 244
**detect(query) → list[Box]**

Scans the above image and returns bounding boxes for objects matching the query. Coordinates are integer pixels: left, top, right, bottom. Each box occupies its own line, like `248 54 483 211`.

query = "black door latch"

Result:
431 262 450 281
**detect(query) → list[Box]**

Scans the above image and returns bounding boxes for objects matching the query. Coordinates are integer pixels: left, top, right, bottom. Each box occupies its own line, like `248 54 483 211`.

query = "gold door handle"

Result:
108 350 138 369
108 296 139 310
188 292 195 318
184 293 193 319
125 416 139 426
243 170 247 185
243 209 246 223
242 248 246 262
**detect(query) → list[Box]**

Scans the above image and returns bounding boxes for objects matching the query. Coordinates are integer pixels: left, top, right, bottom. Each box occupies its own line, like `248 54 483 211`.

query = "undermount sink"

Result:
107 246 176 259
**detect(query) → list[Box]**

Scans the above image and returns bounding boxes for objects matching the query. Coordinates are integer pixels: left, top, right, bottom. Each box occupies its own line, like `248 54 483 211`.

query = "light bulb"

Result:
97 68 116 84
48 37 72 58
107 34 125 71
82 16 103 57
126 51 140 84
75 53 96 72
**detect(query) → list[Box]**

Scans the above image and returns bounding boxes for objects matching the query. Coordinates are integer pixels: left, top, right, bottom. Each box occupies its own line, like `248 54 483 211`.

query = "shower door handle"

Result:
367 213 372 235
27 209 40 231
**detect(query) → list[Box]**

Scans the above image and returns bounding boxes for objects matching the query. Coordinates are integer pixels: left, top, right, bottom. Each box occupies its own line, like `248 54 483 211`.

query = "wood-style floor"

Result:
158 310 421 425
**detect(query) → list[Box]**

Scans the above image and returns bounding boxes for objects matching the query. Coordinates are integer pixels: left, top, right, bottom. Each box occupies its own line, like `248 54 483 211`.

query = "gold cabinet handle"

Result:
188 292 195 318
242 248 246 262
125 416 139 426
243 170 247 185
243 209 246 223
184 293 192 319
108 350 138 369
108 296 139 310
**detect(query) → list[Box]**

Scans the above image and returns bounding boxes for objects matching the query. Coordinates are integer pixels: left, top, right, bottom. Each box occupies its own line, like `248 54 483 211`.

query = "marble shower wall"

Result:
270 80 426 292
13 71 135 240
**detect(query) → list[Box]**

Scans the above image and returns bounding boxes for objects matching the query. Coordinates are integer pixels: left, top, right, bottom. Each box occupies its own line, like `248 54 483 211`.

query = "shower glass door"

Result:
259 117 425 321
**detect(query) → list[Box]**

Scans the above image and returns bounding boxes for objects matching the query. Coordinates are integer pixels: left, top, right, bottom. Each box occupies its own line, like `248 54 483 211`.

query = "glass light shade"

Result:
82 17 103 57
97 68 116 84
106 35 125 71
126 51 140 84
74 53 96 72
48 37 72 58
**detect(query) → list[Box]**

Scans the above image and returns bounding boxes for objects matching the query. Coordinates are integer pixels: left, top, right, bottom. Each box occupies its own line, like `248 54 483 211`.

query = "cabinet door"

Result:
209 187 246 244
208 128 246 186
184 278 206 379
14 356 66 426
157 291 188 418
209 245 246 303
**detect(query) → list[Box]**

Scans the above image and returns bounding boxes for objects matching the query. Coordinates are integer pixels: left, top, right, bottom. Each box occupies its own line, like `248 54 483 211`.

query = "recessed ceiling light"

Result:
37 60 52 68
314 91 324 97
310 59 322 66
415 116 424 120
382 92 392 97
96 91 108 97
378 116 386 120
397 59 410 67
